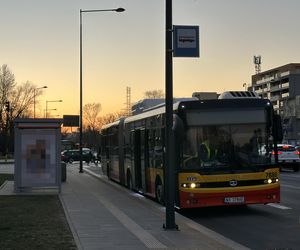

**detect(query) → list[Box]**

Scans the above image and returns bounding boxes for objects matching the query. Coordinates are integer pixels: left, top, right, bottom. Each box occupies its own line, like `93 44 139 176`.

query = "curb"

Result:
59 189 83 250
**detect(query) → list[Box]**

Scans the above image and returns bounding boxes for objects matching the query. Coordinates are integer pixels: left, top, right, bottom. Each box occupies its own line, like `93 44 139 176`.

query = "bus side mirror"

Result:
273 114 283 142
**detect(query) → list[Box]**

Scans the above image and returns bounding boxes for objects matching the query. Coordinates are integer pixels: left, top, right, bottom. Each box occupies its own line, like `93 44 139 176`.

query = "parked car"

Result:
61 148 96 163
61 139 75 151
272 144 300 172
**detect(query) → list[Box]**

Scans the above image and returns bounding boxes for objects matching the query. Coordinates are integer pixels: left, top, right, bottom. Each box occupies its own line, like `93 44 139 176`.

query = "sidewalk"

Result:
60 164 249 250
0 163 249 249
0 163 14 174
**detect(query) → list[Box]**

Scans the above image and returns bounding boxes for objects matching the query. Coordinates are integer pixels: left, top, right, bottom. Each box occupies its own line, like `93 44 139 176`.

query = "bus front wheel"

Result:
293 165 299 172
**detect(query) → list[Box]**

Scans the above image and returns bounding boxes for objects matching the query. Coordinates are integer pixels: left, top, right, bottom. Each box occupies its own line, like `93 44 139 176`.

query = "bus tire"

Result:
127 171 133 190
155 178 164 205
106 164 110 178
293 165 299 172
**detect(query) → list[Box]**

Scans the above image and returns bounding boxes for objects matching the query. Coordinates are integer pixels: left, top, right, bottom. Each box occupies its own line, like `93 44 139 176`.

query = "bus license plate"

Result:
224 196 245 204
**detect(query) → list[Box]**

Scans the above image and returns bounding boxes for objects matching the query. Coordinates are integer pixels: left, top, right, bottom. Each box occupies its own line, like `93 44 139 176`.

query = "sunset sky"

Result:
1 0 300 117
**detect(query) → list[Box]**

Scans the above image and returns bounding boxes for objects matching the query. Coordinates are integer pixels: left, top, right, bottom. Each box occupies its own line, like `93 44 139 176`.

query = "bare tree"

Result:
0 65 44 120
144 89 164 99
0 65 45 154
83 103 102 132
10 81 34 118
99 111 126 129
81 106 126 150
0 65 16 113
82 103 102 149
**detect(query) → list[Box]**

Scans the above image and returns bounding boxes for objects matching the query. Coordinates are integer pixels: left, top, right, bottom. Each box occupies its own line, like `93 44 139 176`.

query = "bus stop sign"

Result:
173 25 199 57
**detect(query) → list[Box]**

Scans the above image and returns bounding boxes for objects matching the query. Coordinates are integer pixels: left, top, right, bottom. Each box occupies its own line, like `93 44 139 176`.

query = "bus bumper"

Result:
179 186 280 208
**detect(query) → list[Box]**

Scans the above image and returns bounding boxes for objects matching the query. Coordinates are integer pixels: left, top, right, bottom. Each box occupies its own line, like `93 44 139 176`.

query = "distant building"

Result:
250 63 300 144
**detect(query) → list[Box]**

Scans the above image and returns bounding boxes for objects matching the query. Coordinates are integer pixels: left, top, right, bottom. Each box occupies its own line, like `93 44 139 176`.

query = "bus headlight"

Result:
190 183 196 188
264 178 279 184
181 183 201 188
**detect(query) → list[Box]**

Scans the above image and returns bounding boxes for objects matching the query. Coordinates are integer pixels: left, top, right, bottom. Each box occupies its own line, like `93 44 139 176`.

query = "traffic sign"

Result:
63 115 79 127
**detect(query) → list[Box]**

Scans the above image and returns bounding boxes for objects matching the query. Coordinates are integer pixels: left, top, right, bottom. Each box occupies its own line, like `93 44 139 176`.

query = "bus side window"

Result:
154 129 163 169
148 129 155 168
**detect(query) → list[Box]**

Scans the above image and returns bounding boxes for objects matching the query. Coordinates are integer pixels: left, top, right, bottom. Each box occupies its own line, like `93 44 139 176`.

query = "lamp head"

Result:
115 8 125 12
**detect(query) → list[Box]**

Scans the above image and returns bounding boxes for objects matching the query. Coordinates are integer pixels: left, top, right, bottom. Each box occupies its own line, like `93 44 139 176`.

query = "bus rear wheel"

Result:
155 182 164 205
106 164 110 178
127 172 133 190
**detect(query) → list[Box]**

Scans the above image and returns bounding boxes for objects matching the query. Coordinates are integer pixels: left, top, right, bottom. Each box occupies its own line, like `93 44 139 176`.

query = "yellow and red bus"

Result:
101 92 282 208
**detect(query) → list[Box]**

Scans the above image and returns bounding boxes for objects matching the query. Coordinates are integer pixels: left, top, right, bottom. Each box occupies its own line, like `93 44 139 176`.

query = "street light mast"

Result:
79 7 125 173
34 86 47 118
45 100 62 118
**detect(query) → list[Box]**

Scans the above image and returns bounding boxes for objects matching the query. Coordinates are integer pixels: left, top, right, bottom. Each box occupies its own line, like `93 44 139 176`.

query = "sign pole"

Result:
164 0 177 230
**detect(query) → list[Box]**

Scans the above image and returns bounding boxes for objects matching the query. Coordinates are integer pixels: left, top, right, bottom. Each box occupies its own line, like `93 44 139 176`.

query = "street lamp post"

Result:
46 100 62 118
44 108 57 118
79 7 125 174
34 86 47 118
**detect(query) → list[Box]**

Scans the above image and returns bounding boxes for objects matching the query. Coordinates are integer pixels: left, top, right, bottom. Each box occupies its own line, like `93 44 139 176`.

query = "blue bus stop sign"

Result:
173 25 199 57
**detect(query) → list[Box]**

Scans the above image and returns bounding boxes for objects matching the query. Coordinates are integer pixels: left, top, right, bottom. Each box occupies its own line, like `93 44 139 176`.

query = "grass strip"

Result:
0 175 76 249
0 195 77 250
0 174 14 186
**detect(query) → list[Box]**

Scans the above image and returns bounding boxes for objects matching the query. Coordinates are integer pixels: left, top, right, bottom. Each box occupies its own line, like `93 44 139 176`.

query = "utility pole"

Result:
126 86 131 116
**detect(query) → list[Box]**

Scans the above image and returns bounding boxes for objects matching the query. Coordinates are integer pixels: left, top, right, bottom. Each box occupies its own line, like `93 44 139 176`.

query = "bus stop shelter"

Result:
14 119 63 193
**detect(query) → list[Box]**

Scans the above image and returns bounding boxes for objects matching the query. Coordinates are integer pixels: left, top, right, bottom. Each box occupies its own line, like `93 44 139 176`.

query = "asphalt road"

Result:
181 170 300 250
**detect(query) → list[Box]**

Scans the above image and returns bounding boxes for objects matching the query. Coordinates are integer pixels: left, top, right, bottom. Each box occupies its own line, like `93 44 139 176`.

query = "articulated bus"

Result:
101 92 282 208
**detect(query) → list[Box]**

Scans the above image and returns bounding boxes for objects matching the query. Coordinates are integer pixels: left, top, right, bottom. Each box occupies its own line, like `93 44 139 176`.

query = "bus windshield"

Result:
182 124 273 172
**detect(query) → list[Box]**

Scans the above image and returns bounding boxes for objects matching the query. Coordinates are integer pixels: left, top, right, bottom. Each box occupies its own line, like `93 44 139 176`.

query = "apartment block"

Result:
250 63 300 144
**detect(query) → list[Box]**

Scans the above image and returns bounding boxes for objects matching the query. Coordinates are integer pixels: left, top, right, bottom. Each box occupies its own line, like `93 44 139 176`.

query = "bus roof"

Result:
101 98 272 130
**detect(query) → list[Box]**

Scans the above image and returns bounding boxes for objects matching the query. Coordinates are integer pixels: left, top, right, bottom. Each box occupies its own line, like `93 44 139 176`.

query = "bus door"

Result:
132 129 147 192
105 144 110 178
